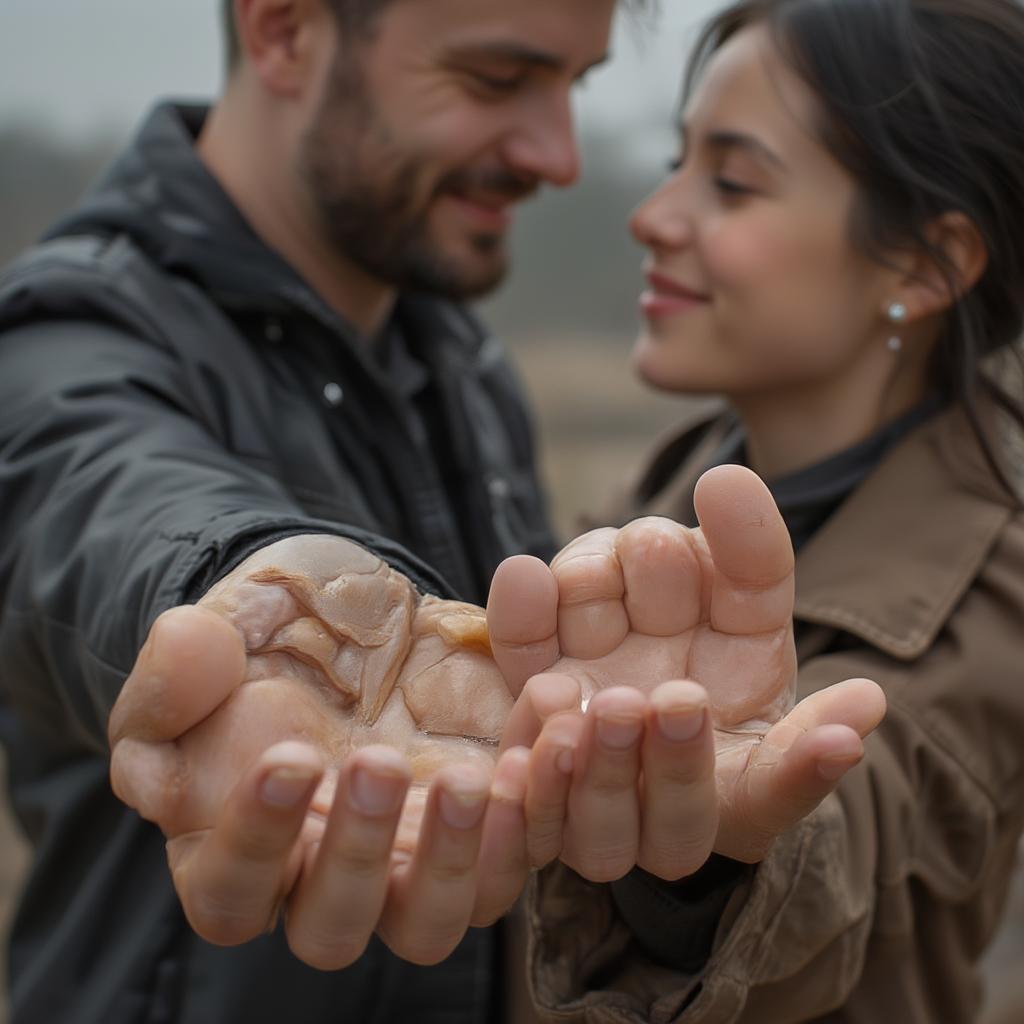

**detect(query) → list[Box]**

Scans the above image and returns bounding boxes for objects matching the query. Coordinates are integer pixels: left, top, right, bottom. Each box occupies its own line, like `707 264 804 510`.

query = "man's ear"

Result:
234 0 332 97
895 211 989 321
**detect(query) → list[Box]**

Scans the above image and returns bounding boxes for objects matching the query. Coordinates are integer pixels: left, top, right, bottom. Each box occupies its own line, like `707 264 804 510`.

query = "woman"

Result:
526 1 1024 1021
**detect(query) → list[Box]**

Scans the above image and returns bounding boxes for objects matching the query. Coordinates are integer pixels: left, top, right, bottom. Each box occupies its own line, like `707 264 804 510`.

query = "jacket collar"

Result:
34 102 489 370
793 403 1014 660
623 401 1017 663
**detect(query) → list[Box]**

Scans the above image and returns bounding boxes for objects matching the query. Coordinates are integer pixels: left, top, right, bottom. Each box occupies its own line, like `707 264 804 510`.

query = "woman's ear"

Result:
896 211 989 321
234 0 330 97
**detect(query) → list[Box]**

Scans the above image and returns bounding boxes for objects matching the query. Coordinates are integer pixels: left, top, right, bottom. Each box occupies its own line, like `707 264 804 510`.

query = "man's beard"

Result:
300 54 536 300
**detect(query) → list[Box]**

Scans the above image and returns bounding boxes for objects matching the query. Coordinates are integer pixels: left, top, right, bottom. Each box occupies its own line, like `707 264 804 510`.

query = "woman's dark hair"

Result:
687 0 1024 497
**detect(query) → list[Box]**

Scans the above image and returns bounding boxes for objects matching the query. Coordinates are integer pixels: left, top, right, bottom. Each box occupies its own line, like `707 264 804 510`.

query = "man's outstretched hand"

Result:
487 464 886 882
108 537 531 970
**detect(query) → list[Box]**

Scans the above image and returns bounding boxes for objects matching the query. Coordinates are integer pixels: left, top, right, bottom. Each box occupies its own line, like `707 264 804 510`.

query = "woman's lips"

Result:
640 271 710 318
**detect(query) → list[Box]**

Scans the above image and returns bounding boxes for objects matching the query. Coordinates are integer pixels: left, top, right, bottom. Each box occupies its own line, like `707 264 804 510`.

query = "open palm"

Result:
488 465 885 868
108 537 527 968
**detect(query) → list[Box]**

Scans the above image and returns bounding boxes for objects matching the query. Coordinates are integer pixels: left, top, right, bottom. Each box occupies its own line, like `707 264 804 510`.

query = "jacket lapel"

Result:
794 406 1013 660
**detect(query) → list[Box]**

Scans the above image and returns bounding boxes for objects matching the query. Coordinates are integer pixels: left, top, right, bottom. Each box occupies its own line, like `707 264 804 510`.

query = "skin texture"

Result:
109 467 885 967
629 24 983 481
201 0 614 334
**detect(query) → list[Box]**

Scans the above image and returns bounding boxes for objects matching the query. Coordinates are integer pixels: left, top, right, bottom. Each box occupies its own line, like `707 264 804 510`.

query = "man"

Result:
0 1 880 1021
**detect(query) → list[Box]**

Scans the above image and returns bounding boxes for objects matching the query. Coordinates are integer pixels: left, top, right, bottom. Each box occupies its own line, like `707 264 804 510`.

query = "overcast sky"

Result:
1 1 723 165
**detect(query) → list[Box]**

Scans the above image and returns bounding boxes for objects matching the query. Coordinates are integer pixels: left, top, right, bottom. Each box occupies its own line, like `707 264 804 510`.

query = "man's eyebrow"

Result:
446 41 609 77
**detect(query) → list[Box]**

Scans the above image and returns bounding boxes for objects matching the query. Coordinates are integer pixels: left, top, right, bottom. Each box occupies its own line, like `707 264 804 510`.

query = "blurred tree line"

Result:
0 116 684 533
0 122 118 268
0 118 662 349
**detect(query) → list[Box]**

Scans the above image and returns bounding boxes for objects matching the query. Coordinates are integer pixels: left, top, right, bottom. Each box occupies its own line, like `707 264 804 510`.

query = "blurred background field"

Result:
1 2 1022 1021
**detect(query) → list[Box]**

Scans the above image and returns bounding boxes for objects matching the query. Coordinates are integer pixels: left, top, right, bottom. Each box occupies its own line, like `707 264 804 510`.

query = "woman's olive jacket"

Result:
528 401 1024 1024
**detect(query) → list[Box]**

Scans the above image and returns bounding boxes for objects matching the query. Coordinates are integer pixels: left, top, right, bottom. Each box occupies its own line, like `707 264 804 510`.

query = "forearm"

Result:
0 324 451 747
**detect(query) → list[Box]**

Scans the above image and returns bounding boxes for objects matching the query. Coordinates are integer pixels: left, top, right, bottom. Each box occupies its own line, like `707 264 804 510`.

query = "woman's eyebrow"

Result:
707 129 789 172
678 121 788 172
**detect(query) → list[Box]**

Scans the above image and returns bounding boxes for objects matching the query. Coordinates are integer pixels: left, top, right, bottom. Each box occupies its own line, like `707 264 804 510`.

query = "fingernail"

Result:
596 714 643 750
658 705 705 743
817 757 857 781
439 787 487 830
261 766 317 809
555 747 574 775
350 767 405 817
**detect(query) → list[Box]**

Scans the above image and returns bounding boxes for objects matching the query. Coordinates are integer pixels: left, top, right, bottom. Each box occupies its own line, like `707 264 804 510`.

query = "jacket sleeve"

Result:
0 319 453 755
525 518 1024 1023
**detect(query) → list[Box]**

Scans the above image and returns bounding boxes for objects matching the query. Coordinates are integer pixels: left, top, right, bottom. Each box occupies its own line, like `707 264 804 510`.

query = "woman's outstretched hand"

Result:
487 464 886 882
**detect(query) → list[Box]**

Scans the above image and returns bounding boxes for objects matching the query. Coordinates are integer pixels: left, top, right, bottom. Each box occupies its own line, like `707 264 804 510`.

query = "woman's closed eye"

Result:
714 176 755 197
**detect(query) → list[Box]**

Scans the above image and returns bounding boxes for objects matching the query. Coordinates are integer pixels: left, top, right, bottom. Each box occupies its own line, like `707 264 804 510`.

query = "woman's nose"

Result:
629 178 692 252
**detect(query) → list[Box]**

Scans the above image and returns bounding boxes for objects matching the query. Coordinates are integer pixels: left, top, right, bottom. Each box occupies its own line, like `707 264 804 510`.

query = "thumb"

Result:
108 604 246 748
108 605 247 831
718 678 886 861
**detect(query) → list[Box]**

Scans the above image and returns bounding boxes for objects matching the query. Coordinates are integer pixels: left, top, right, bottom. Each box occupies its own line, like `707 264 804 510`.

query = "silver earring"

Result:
887 302 907 352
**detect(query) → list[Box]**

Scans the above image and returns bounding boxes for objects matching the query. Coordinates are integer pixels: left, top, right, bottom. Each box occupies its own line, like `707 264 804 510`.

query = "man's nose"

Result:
502 94 581 189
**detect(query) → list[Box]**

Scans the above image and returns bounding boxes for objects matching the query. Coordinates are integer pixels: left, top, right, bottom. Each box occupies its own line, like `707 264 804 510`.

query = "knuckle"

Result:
655 759 713 788
527 840 561 869
584 768 637 797
639 839 713 881
232 826 292 864
425 856 475 886
471 895 516 928
287 927 369 972
570 844 636 883
184 893 267 947
391 931 463 966
323 837 390 879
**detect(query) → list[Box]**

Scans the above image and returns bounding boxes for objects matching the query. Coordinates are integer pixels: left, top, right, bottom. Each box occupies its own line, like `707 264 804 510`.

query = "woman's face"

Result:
630 24 898 400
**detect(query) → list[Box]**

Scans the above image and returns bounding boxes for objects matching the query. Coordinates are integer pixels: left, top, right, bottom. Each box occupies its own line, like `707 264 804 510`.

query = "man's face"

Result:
298 0 615 299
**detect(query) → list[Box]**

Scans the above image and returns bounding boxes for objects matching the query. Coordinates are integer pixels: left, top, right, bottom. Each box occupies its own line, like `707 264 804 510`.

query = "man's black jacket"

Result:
0 103 555 1024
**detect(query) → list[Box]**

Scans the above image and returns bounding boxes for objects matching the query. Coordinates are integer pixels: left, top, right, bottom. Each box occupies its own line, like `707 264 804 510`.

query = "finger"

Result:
487 555 560 698
108 604 247 747
693 465 794 635
500 672 582 753
549 529 630 660
169 741 324 947
615 518 704 636
722 723 867 863
716 679 885 861
769 677 887 738
472 747 531 926
525 711 584 867
561 688 645 882
284 746 411 970
109 735 187 828
377 764 491 965
638 681 718 880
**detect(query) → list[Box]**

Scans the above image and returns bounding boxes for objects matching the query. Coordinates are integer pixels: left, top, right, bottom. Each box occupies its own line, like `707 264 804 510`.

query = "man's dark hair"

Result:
220 0 653 71
221 0 391 70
